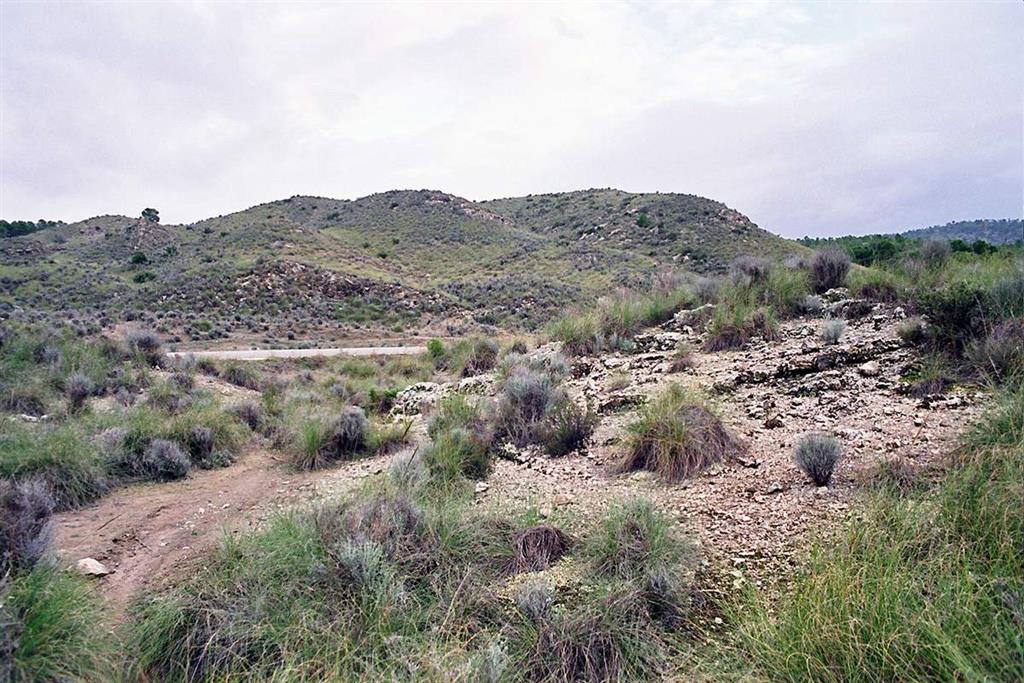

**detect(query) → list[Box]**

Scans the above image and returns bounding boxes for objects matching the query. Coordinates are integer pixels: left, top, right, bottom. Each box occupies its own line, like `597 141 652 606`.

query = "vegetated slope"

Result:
0 188 801 342
900 218 1023 245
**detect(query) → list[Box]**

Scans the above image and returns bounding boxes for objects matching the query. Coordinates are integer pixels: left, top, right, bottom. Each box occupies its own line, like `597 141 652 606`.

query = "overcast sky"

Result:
2 1 1021 237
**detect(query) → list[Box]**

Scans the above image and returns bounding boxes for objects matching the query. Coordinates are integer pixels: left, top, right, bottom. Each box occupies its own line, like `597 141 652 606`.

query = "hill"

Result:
0 188 802 345
899 218 1022 244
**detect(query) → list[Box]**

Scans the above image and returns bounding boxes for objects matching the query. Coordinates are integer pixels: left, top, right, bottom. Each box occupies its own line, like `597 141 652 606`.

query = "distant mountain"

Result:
0 189 802 341
899 219 1022 245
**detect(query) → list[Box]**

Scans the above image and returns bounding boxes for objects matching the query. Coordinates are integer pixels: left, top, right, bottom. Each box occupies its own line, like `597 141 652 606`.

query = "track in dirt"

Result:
54 448 400 613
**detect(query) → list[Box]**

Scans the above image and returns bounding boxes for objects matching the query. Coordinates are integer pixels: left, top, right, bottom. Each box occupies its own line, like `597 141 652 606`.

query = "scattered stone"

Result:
858 360 881 377
75 558 114 576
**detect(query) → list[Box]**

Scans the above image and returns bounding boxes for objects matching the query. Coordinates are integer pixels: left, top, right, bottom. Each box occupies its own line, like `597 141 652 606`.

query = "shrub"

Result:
220 362 262 390
920 239 951 269
463 338 499 376
520 586 669 682
621 385 744 481
124 329 163 365
227 399 266 432
0 424 108 511
427 394 485 440
703 305 751 352
793 433 842 486
548 312 600 356
896 316 928 345
515 578 554 622
494 367 563 446
730 255 772 287
388 450 429 491
820 319 847 345
966 318 1024 383
424 427 492 482
541 400 597 456
585 498 692 581
140 439 191 481
809 247 851 293
64 373 95 412
323 407 370 461
797 295 823 315
0 479 53 575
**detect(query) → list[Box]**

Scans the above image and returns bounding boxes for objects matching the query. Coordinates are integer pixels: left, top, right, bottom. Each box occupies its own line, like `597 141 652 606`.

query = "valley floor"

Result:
54 303 981 612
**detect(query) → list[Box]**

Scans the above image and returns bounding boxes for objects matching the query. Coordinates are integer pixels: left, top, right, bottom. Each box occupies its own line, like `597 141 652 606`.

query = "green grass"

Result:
3 565 115 682
0 421 109 510
732 383 1024 681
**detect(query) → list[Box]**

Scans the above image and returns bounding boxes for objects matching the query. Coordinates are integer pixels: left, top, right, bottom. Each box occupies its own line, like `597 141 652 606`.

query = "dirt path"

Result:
54 447 402 613
167 345 426 361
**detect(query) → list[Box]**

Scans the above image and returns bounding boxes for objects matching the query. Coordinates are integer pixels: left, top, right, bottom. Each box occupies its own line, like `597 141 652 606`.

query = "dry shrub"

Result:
509 525 575 573
810 247 851 293
1 479 53 575
621 385 745 482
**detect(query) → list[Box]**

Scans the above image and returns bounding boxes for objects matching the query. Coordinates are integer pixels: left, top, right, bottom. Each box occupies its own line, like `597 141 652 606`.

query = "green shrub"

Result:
621 385 744 481
0 479 53 576
966 318 1024 383
494 366 563 446
424 427 492 482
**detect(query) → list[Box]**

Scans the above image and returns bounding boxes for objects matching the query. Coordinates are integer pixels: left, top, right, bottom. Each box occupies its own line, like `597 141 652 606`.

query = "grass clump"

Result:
541 400 597 456
621 384 745 482
292 406 370 471
585 498 691 581
793 433 842 486
736 384 1024 681
0 422 109 511
3 566 114 682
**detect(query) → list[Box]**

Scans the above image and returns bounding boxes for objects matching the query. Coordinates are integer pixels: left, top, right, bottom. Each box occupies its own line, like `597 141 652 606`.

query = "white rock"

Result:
75 558 113 576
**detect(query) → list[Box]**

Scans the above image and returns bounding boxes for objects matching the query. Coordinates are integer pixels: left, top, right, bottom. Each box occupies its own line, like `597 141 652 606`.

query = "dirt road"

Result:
54 448 402 613
167 345 426 361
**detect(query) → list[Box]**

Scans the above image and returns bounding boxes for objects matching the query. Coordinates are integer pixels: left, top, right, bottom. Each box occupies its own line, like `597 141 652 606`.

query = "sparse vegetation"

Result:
820 318 846 345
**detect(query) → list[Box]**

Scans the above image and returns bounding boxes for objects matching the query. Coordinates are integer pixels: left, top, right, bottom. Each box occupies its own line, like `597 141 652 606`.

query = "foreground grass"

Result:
733 383 1024 682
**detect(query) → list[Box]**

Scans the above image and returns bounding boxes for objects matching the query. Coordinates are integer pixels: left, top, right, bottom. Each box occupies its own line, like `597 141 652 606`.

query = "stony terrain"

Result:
53 294 980 614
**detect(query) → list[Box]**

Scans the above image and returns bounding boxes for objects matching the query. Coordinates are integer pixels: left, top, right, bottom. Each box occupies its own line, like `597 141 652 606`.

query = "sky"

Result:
1 1 1021 237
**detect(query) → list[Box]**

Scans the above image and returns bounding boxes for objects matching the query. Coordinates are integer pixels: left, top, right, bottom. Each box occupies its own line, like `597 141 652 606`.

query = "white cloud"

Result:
1 0 1020 235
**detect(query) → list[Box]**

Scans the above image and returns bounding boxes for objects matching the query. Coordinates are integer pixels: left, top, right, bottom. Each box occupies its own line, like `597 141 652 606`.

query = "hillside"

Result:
0 189 802 346
900 218 1022 244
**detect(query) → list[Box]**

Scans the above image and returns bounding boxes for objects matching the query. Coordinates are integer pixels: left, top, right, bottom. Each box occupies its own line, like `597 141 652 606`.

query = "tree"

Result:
141 208 160 223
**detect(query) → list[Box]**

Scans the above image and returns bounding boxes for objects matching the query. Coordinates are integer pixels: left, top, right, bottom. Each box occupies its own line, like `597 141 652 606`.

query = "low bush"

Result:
292 407 370 471
64 372 95 412
424 426 492 482
585 498 692 581
509 525 575 573
541 400 597 456
966 318 1024 383
809 247 851 293
0 479 53 575
493 366 563 446
621 385 745 481
139 439 192 481
219 362 262 390
793 433 842 486
730 255 772 287
896 316 928 345
124 329 163 366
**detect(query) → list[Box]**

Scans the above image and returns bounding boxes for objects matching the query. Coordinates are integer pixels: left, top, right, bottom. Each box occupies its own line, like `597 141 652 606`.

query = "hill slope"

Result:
0 189 801 344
